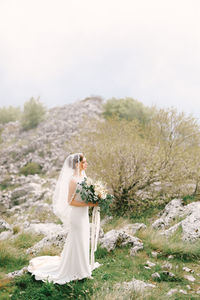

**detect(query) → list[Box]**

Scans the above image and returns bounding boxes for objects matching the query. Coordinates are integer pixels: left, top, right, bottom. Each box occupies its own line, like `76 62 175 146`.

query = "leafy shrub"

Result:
0 106 21 124
19 162 42 176
21 97 46 130
103 97 153 124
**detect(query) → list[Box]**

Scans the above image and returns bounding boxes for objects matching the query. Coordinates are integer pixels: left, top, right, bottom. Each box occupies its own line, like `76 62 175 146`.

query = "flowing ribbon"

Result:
90 206 100 270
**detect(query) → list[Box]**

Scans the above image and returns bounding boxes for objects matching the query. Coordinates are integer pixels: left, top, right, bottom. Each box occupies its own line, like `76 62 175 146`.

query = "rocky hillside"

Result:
0 96 200 298
0 96 103 213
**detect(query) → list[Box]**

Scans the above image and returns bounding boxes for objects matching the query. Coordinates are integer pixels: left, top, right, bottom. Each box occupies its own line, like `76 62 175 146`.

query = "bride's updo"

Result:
68 153 84 169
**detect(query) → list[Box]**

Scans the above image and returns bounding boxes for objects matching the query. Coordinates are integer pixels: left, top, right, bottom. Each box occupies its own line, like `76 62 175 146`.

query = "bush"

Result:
79 108 200 216
103 97 153 124
19 162 42 176
0 106 21 124
21 97 46 130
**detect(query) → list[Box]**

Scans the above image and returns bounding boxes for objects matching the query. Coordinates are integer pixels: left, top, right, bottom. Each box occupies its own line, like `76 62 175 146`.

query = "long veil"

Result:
52 153 85 231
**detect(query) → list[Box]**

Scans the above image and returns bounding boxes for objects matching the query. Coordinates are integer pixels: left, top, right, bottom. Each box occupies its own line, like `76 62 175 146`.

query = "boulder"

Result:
115 277 156 293
98 229 143 252
25 223 64 236
152 199 200 242
26 231 68 255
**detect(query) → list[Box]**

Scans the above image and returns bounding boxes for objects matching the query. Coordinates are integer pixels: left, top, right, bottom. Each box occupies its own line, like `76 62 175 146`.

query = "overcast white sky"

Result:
0 0 200 119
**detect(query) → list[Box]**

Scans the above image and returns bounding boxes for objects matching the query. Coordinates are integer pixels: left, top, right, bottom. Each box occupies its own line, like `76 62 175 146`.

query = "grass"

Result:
0 207 200 299
136 224 200 261
0 232 43 275
12 232 44 249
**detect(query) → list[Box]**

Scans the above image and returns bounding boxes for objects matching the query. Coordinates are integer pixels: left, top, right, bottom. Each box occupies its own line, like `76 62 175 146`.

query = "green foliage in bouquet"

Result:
76 178 113 215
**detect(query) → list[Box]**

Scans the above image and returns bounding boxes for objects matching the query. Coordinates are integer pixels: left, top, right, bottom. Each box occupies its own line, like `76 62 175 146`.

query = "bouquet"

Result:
76 177 113 215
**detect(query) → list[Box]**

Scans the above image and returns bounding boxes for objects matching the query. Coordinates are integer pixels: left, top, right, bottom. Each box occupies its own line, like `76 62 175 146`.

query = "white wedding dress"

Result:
27 180 101 284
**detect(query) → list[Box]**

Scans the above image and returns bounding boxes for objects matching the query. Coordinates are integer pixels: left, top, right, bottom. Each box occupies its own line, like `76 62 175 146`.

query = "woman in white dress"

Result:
28 153 101 284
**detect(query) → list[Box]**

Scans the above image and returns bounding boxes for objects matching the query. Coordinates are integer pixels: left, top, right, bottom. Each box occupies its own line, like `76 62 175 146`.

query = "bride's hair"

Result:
68 153 84 169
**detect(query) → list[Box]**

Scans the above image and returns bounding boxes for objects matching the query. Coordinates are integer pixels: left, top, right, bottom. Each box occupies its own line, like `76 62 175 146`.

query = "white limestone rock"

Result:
184 275 196 282
167 288 178 296
98 229 143 252
119 223 147 235
7 267 28 278
162 262 173 270
145 260 156 267
152 198 186 229
183 267 194 273
115 277 156 293
25 223 64 236
0 230 13 240
26 231 68 255
152 198 200 242
0 218 12 231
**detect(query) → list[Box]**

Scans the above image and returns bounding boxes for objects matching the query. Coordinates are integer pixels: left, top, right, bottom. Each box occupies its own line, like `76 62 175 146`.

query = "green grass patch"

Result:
0 241 28 273
13 232 43 249
137 224 200 262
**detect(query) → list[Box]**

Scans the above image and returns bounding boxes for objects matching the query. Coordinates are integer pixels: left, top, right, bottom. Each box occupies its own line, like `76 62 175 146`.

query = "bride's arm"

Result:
68 179 97 207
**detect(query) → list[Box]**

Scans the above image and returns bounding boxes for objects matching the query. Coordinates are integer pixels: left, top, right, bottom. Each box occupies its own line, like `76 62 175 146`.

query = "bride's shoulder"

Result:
69 176 77 184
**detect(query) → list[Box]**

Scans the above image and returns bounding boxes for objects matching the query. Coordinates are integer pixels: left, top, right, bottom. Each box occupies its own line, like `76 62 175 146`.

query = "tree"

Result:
21 97 46 130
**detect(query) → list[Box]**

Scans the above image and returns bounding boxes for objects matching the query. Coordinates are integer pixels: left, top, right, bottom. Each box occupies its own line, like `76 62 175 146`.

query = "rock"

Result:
26 223 64 236
151 251 158 258
0 218 12 231
98 227 104 238
152 198 200 242
11 186 34 200
184 275 196 282
145 260 156 267
27 231 68 255
152 271 175 281
168 255 174 259
161 271 175 278
100 215 113 226
162 262 173 270
183 267 194 273
120 223 147 235
98 229 143 252
7 267 28 278
152 198 186 229
167 288 178 296
115 277 156 293
0 230 13 240
179 289 187 295
151 217 166 230
181 207 200 241
130 245 144 256
144 266 151 270
152 272 161 280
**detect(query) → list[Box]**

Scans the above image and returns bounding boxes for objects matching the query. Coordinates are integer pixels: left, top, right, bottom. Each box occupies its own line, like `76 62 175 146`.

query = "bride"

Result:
28 153 101 284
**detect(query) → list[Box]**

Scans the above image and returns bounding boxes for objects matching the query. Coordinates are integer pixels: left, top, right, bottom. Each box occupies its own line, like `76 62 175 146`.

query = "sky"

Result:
0 0 200 119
